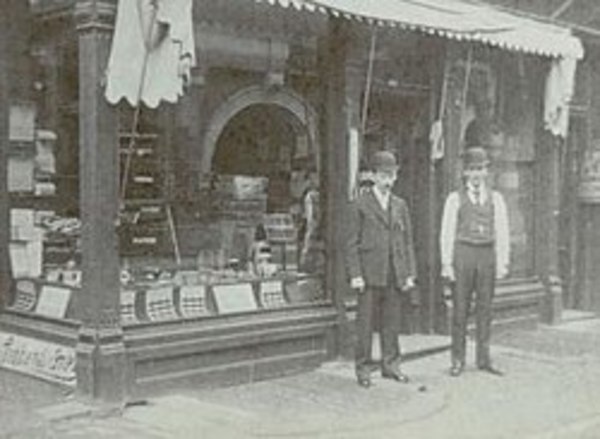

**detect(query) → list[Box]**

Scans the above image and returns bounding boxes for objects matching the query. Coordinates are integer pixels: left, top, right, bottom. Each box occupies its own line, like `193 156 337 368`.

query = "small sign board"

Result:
579 148 600 203
120 290 139 325
0 331 75 385
213 283 257 314
145 286 178 321
9 103 35 142
179 285 209 318
35 285 72 319
259 280 287 309
11 279 37 312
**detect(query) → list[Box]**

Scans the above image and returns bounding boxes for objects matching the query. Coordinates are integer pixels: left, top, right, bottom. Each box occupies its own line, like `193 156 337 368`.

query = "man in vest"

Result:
346 150 417 389
440 146 510 377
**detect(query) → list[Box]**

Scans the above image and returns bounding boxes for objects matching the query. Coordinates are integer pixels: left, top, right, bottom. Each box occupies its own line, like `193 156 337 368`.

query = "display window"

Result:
115 103 326 325
7 101 82 320
7 100 327 323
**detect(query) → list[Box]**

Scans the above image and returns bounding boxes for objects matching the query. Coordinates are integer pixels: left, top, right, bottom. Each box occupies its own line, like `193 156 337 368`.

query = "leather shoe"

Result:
382 370 410 383
449 365 464 377
478 365 504 376
357 376 372 388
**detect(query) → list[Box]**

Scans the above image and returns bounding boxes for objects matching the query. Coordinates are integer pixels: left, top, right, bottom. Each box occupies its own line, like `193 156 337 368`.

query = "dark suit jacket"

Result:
346 188 417 289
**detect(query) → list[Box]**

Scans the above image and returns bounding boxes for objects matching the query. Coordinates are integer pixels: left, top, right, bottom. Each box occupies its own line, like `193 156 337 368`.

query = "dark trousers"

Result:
355 283 401 379
451 242 495 368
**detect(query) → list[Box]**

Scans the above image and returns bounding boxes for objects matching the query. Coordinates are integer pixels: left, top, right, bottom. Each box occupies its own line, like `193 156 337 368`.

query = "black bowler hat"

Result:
370 150 399 172
461 147 490 167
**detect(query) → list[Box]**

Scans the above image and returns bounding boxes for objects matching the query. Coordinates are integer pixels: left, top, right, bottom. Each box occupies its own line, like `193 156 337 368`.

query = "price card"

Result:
35 285 72 319
260 280 287 309
213 283 257 314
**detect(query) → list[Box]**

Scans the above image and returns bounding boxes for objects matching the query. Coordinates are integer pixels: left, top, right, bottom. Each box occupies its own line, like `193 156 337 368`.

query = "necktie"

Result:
473 188 481 205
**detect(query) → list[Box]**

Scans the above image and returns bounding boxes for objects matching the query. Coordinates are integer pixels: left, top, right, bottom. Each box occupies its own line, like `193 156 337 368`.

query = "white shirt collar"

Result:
466 181 488 205
372 185 390 211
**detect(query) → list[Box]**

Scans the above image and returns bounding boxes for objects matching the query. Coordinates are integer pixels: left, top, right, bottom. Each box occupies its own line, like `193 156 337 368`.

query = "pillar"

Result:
0 0 11 309
539 133 563 324
320 17 352 356
73 0 126 402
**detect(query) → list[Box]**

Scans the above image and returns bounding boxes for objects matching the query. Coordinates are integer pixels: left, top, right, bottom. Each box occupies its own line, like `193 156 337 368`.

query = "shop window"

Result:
7 102 82 320
116 103 325 325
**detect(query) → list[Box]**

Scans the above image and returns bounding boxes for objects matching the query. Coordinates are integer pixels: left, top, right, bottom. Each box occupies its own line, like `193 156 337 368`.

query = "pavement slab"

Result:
3 320 600 439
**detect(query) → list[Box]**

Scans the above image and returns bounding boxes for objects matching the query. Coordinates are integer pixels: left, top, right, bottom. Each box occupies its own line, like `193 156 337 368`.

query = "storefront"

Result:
0 0 583 401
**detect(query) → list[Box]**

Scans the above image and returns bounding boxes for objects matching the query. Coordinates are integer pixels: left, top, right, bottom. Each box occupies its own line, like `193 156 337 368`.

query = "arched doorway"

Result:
201 85 319 174
212 103 314 213
202 87 323 275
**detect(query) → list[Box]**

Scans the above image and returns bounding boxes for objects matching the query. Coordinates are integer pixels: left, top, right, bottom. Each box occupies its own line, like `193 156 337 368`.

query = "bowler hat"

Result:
461 147 490 167
370 150 399 172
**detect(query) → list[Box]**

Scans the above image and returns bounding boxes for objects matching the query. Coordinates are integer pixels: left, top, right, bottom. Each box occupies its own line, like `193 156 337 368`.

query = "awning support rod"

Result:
360 27 377 146
459 45 474 148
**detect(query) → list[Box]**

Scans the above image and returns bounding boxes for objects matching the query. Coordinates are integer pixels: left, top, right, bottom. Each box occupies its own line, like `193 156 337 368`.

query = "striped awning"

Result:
256 0 584 60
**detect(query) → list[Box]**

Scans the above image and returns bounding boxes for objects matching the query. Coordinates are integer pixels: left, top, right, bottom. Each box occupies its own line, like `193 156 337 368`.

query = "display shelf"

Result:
9 193 57 210
118 129 175 258
9 277 80 320
118 271 324 324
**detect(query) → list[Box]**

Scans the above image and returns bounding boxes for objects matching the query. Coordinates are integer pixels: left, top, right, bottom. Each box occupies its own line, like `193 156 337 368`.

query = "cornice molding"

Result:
74 0 116 33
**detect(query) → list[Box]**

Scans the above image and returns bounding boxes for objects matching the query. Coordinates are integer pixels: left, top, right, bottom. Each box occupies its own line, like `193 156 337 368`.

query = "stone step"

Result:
561 309 598 323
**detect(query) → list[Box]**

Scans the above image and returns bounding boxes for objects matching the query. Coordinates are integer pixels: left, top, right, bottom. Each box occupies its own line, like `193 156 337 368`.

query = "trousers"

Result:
355 281 402 378
451 242 495 368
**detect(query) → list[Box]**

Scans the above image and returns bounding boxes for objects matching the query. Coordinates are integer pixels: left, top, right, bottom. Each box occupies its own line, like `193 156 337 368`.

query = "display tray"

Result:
9 277 79 319
9 272 324 325
119 273 324 324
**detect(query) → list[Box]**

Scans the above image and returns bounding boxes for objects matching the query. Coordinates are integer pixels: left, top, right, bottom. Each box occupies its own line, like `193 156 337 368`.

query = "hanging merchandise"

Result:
544 56 577 138
105 0 196 109
105 0 195 265
429 53 452 161
459 46 474 146
349 28 377 201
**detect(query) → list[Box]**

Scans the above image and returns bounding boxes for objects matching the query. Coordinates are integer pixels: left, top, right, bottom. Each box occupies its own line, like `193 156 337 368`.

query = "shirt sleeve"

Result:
440 192 460 270
493 192 510 273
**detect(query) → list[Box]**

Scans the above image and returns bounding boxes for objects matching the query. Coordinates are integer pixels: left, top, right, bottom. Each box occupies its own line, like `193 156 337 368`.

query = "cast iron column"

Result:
73 0 126 402
543 134 564 324
321 17 351 357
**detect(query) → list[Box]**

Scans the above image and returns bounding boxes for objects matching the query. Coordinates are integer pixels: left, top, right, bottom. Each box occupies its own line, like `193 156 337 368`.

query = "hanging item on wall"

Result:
348 127 360 199
579 144 600 203
544 57 577 138
105 0 196 108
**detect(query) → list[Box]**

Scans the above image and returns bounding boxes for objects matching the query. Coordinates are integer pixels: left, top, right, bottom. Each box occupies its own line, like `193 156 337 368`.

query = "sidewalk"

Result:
0 367 72 438
4 316 600 439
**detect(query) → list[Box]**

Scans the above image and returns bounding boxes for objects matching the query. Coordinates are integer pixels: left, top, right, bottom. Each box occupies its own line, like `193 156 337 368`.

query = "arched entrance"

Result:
213 103 314 213
203 86 319 214
201 85 319 175
201 86 323 275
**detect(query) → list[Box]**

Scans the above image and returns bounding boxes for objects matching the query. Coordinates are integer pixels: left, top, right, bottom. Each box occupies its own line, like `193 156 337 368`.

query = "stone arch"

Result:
201 85 319 173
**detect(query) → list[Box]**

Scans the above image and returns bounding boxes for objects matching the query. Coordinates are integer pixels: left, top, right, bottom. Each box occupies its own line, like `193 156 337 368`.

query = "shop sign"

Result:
579 148 600 203
0 332 76 385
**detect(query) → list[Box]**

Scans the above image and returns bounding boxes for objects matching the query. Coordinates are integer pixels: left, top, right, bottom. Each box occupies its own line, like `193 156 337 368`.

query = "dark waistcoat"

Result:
456 191 494 245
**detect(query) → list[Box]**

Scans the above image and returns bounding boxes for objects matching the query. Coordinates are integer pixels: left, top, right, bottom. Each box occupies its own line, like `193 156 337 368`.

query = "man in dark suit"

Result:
346 151 417 389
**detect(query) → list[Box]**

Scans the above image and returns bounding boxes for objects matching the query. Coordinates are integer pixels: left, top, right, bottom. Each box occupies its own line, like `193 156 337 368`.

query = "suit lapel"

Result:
366 189 390 227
